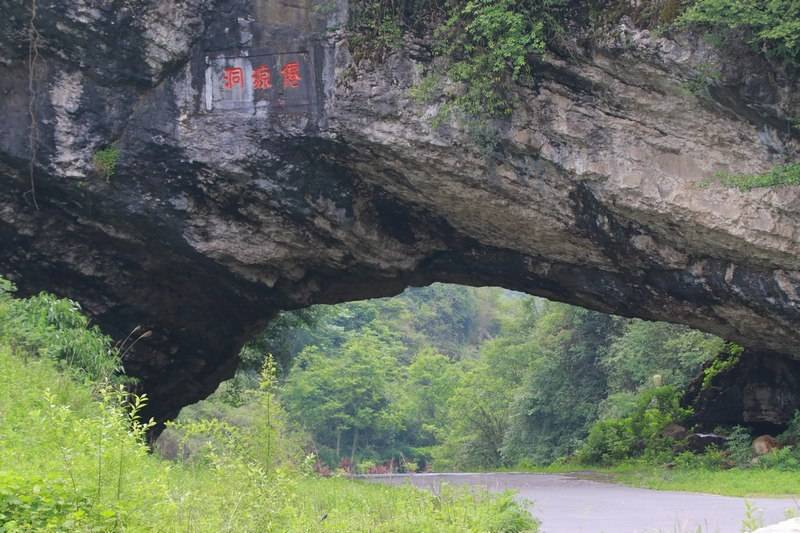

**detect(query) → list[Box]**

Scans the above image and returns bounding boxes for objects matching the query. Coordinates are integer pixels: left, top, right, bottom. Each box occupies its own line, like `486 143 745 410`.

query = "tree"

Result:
602 320 723 394
397 348 458 448
282 332 403 466
501 303 622 465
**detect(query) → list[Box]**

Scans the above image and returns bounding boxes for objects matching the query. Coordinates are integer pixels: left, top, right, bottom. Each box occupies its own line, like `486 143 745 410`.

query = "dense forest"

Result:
160 283 726 472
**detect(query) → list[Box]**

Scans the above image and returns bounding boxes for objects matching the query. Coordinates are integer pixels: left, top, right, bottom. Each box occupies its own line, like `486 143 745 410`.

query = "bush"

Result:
679 0 800 63
708 164 800 191
702 342 743 389
93 146 120 181
577 386 691 465
673 446 730 470
779 410 800 446
756 446 800 471
726 425 754 467
0 280 121 381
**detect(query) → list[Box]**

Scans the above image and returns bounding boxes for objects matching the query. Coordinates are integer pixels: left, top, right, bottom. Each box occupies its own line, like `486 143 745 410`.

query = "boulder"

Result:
686 433 728 453
662 423 689 441
753 435 782 456
754 518 800 533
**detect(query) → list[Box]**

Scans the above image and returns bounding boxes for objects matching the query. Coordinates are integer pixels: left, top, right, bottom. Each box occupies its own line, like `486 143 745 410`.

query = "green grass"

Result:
501 461 800 498
704 163 800 191
0 343 538 531
607 464 800 498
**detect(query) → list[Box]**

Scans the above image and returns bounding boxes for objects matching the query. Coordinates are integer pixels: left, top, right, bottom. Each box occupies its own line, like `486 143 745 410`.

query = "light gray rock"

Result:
755 518 800 533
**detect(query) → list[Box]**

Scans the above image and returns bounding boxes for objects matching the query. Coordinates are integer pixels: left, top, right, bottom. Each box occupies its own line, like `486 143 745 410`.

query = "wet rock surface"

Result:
1 0 799 426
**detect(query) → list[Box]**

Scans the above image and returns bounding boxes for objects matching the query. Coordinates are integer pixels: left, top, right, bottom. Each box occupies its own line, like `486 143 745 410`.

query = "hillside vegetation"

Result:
0 279 536 532
189 282 800 498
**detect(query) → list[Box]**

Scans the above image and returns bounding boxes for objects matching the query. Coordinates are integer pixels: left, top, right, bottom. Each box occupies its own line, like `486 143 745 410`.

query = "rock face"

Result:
686 352 800 433
1 0 799 426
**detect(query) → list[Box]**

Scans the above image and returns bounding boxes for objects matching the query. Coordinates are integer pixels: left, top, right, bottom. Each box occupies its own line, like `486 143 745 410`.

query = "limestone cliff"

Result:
0 0 798 426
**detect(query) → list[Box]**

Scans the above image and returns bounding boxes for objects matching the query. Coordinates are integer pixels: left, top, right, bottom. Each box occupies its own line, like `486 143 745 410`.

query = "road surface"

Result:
368 472 799 533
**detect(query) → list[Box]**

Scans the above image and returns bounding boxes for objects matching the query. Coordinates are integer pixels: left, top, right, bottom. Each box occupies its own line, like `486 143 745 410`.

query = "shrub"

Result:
673 446 730 470
726 425 754 467
0 279 121 381
708 163 800 191
679 0 800 63
577 386 691 465
702 342 743 389
756 446 800 471
778 410 800 446
93 146 120 181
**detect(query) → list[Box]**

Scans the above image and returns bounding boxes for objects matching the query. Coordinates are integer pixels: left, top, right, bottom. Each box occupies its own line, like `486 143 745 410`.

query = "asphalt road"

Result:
367 472 799 533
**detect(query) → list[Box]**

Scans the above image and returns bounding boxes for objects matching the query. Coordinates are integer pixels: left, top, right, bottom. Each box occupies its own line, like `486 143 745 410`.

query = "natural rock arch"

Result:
1 0 798 428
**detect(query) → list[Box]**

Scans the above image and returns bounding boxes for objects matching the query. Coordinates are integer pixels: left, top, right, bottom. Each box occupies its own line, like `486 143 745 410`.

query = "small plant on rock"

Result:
93 146 120 182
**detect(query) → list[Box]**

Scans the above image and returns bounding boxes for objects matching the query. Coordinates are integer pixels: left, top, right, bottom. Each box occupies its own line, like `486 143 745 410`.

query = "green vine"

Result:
701 342 743 389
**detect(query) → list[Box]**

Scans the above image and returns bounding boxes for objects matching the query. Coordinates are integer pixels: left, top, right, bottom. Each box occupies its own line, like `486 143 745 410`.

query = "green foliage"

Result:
604 320 724 392
282 332 404 466
92 146 120 181
577 386 692 465
702 342 743 389
755 446 800 470
502 304 621 465
681 62 722 100
0 281 537 532
436 0 557 117
610 461 800 496
679 0 800 63
237 285 722 471
707 163 800 191
726 425 754 467
350 0 567 124
778 410 800 446
0 280 121 381
673 447 730 469
399 349 458 448
409 72 444 103
438 357 516 469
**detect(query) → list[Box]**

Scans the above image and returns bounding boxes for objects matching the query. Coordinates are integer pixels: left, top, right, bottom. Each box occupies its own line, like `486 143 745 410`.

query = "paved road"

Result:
368 473 799 533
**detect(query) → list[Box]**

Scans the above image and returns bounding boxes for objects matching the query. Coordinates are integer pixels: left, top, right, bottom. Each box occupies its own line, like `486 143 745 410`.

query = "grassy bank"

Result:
609 464 800 498
495 462 800 498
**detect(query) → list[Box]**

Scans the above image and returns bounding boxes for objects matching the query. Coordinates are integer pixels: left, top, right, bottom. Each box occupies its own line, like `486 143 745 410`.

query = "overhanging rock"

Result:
0 0 799 427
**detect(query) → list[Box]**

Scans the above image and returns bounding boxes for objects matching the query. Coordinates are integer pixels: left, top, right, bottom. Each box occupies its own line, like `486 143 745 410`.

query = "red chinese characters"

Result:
222 67 244 89
220 60 303 93
280 61 301 89
252 64 272 89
